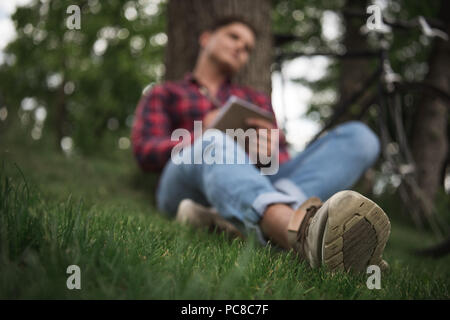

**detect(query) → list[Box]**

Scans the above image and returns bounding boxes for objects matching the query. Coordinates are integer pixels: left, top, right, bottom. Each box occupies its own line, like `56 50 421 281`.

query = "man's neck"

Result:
192 58 230 97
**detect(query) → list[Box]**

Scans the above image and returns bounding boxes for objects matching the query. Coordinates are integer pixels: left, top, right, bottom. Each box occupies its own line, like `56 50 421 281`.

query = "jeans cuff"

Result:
251 192 299 219
273 178 308 210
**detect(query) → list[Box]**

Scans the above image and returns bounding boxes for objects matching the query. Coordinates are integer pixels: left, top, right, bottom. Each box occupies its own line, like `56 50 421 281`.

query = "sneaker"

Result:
287 190 390 272
176 199 244 240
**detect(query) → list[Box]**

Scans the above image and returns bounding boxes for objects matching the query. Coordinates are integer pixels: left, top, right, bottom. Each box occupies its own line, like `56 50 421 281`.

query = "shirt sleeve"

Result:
131 85 193 172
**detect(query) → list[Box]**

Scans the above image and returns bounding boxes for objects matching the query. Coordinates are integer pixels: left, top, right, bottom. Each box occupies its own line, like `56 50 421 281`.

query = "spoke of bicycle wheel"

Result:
375 81 444 236
308 66 382 146
394 92 415 165
387 91 415 166
391 90 448 236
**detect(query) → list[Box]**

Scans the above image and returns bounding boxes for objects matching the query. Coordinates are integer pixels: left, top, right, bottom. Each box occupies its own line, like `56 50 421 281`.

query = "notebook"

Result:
209 95 275 131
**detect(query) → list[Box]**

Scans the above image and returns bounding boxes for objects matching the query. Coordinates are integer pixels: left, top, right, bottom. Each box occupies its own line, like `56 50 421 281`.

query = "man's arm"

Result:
131 85 191 172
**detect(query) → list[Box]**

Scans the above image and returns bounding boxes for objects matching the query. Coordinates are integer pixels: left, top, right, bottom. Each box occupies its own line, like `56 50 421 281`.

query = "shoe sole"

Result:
321 191 391 272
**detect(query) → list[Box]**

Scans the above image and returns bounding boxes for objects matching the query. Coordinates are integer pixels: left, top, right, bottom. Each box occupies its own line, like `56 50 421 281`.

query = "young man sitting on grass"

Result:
131 16 390 272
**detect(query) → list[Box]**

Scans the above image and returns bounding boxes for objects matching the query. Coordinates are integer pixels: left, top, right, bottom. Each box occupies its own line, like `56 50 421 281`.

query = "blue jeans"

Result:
156 121 380 244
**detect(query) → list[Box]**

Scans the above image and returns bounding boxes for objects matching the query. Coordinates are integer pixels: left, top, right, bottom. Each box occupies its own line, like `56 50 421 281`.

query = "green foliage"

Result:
0 0 167 154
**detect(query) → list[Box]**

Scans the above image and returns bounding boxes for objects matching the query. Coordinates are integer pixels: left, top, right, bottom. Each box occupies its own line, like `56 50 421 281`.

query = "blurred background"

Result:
0 0 449 245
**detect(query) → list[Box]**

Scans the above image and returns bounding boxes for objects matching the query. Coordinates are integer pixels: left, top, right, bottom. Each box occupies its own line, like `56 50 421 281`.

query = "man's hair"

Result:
206 16 258 39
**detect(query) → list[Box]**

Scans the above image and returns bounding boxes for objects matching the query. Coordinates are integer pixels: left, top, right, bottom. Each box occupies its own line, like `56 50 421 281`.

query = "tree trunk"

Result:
338 0 372 121
410 0 449 210
165 0 273 94
339 0 375 196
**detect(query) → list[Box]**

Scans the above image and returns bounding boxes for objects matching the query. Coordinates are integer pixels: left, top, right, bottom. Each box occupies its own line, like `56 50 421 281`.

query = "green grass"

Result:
1 121 449 299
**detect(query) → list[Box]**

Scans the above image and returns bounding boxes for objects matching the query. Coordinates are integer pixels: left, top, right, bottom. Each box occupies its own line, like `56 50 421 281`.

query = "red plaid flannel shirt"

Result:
131 72 290 172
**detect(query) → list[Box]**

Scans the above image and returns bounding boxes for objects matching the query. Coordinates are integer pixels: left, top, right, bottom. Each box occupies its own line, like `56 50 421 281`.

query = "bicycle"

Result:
273 9 450 240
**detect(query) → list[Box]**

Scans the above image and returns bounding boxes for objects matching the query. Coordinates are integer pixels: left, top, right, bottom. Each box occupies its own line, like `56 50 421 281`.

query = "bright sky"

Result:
0 0 330 152
0 1 25 59
271 58 327 152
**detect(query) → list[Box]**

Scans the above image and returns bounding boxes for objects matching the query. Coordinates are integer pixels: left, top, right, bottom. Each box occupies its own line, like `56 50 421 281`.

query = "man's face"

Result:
200 22 256 75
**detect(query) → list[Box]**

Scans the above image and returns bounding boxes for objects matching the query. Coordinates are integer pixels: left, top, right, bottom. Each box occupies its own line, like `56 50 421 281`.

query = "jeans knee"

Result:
337 121 380 167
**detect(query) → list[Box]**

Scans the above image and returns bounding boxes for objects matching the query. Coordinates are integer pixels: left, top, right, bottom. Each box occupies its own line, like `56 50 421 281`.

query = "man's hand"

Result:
245 117 277 160
202 109 221 130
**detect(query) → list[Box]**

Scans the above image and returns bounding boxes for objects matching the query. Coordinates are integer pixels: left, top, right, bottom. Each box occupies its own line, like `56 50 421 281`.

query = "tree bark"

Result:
165 0 273 95
410 0 449 206
339 0 375 196
338 0 372 121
